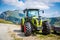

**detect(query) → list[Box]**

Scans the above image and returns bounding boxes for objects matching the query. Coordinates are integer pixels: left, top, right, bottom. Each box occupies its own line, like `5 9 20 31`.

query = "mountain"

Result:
0 10 60 25
49 17 60 26
41 17 60 26
0 10 24 24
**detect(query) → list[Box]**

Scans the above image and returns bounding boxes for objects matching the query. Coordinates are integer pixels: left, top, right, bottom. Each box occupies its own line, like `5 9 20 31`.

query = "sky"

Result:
0 0 60 17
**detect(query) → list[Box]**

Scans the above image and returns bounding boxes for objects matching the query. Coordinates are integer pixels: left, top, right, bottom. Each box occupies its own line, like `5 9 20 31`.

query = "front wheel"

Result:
53 30 57 33
42 21 51 34
24 22 32 36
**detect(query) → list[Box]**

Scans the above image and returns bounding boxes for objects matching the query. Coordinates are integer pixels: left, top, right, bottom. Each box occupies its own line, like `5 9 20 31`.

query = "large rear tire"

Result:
24 22 32 36
42 21 51 35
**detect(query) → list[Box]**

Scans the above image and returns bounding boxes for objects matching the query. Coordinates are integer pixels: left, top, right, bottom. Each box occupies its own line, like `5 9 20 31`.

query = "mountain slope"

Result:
49 17 60 26
0 10 60 25
0 10 24 24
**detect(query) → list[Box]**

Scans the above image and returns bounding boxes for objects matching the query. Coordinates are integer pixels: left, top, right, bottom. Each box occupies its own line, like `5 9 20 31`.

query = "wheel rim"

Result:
24 25 26 33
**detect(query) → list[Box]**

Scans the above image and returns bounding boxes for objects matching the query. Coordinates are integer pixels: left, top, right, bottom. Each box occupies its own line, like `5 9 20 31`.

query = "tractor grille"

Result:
39 20 40 25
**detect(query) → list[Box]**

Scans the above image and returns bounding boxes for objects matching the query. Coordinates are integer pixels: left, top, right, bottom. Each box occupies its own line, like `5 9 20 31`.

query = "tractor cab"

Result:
24 9 44 19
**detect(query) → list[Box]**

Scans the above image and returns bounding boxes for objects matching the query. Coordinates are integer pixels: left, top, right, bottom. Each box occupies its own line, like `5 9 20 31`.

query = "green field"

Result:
0 19 13 24
35 30 60 40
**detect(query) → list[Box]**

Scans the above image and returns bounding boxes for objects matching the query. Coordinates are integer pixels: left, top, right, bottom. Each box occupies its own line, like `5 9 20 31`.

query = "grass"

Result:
0 19 13 24
37 34 60 40
54 22 60 26
36 30 60 40
14 37 23 40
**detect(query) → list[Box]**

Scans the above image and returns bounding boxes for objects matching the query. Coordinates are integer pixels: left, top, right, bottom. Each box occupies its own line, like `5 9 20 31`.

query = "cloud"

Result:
24 1 50 9
50 0 60 2
25 0 60 7
51 11 60 17
2 0 24 8
2 0 51 10
2 0 60 17
2 0 60 9
41 11 60 17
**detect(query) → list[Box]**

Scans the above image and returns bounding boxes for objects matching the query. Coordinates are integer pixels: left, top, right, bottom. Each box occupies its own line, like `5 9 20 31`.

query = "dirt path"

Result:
0 23 60 40
0 23 38 40
8 24 38 40
0 23 13 40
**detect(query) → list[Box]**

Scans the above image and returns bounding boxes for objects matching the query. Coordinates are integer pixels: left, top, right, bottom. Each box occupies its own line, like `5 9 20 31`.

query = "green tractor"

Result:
21 9 51 36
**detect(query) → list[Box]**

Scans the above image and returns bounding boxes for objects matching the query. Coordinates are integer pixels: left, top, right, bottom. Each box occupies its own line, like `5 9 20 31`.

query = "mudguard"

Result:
21 18 25 26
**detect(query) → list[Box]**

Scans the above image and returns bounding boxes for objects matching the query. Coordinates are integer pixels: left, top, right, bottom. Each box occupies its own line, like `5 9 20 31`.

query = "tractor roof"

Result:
24 9 39 11
23 9 39 13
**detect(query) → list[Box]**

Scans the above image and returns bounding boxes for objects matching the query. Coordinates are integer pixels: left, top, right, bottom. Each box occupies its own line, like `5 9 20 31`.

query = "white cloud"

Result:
24 1 50 9
51 11 60 17
2 0 51 10
2 0 60 9
25 0 60 7
2 0 60 17
41 11 60 17
2 0 24 8
50 0 60 2
30 0 60 3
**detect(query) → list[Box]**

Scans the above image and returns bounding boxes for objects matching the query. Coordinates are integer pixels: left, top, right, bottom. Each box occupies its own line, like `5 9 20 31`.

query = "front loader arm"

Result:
31 18 42 27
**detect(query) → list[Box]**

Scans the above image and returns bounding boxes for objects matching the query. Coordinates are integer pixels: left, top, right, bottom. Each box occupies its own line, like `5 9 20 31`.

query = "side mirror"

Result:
39 10 44 13
23 11 25 13
23 9 27 13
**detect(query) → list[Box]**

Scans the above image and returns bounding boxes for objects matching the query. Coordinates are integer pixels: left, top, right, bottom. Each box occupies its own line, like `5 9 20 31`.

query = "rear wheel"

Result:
24 22 32 36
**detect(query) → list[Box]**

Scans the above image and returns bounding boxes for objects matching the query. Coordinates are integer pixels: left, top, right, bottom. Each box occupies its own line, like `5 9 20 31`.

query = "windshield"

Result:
28 10 39 17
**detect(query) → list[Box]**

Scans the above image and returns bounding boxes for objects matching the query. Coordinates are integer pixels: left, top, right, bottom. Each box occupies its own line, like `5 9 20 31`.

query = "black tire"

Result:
24 22 32 36
53 30 57 33
42 21 51 35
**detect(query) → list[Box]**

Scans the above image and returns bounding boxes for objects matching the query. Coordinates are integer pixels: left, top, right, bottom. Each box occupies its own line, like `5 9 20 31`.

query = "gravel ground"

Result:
0 23 37 40
0 23 13 40
0 23 60 40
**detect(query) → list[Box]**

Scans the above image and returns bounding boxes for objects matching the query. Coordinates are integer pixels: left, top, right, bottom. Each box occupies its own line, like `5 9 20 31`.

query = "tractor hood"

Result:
32 16 38 19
